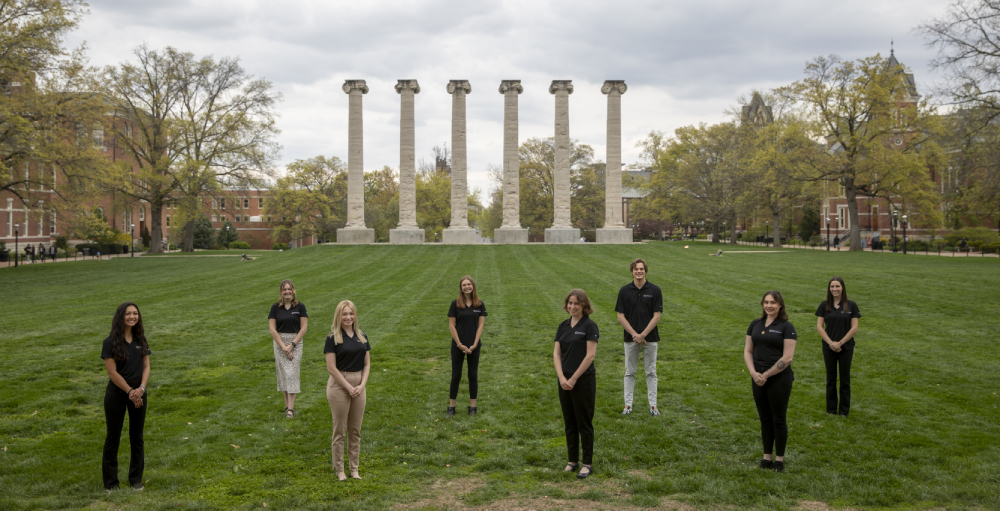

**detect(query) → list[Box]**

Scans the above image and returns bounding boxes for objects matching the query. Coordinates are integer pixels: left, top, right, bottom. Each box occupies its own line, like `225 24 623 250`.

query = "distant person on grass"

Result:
446 275 487 418
268 279 308 418
324 300 370 481
101 302 151 492
743 291 797 473
615 258 663 416
554 289 599 479
816 277 861 417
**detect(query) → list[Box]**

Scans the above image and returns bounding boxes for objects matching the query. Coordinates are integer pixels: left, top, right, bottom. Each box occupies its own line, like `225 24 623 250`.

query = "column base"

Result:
336 228 374 244
596 228 633 244
494 227 529 244
545 228 581 244
442 228 477 244
389 228 425 244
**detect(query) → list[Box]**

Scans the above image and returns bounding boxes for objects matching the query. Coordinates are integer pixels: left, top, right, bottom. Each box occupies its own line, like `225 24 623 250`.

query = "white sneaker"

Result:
622 406 632 415
650 407 661 416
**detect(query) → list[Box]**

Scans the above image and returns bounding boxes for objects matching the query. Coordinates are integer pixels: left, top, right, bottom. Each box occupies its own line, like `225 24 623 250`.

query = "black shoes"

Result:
446 407 455 418
772 460 785 473
468 406 477 416
576 465 593 479
759 459 773 469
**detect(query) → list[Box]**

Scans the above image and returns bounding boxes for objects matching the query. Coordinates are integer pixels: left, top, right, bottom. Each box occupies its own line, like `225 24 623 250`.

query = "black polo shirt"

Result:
555 316 600 376
100 336 151 388
268 302 308 333
324 330 370 372
746 318 797 374
614 280 663 342
816 300 861 348
448 300 488 347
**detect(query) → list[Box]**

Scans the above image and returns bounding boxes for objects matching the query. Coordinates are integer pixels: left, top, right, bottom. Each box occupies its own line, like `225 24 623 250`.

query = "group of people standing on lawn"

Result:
98 258 861 490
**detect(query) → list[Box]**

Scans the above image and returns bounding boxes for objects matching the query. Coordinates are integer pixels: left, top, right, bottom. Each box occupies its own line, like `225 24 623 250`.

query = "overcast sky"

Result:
66 0 951 202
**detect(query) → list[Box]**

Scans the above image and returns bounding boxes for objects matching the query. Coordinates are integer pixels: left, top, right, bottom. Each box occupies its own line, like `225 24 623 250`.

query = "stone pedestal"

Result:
337 228 375 244
494 227 529 244
442 228 477 245
596 228 632 244
545 228 581 244
389 228 424 244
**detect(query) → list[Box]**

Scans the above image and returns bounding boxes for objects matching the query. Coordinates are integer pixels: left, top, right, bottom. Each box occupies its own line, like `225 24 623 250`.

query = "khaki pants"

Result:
326 372 366 473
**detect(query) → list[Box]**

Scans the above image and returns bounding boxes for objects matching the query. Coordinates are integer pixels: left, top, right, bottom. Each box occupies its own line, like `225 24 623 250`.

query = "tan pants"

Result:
326 372 366 473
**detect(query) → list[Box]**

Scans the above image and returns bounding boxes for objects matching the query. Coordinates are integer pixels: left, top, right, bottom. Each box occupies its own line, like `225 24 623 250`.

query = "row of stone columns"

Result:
336 79 632 244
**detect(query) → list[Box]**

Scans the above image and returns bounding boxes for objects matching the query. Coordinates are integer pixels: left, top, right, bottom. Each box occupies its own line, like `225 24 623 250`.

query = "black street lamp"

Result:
14 223 19 268
826 217 831 251
902 214 908 255
130 223 135 257
892 210 898 252
723 220 728 244
632 223 637 242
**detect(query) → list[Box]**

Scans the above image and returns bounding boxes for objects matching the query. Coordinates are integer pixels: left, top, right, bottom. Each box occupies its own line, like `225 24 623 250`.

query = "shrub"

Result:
272 243 289 250
944 227 1000 247
984 242 1000 254
228 241 251 250
212 244 227 250
54 236 68 250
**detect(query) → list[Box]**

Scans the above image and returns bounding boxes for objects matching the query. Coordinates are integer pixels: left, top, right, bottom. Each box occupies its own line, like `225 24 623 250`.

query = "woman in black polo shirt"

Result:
816 276 861 417
267 279 308 418
101 302 151 491
447 275 487 417
324 300 371 481
743 290 797 473
554 289 599 479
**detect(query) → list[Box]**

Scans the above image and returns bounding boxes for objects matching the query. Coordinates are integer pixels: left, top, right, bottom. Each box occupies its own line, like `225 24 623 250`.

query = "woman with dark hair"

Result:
554 289 599 479
268 279 308 418
325 300 371 481
816 277 861 417
101 302 151 491
743 290 797 473
446 275 487 417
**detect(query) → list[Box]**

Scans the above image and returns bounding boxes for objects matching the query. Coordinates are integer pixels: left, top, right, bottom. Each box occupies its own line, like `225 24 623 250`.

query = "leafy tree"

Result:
571 163 606 231
364 166 399 242
216 219 239 246
517 137 595 238
140 225 151 248
415 168 451 241
94 45 281 253
799 199 822 240
0 0 109 210
192 215 215 249
475 164 504 239
629 131 683 239
786 54 944 250
263 156 346 244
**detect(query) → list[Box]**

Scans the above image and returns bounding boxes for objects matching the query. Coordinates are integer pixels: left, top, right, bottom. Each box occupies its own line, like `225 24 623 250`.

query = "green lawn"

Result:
1 242 998 510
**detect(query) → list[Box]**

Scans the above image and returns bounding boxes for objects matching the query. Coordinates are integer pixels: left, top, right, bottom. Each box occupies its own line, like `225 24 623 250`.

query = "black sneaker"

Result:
772 460 785 473
446 407 455 418
468 406 477 416
131 483 144 491
759 459 773 469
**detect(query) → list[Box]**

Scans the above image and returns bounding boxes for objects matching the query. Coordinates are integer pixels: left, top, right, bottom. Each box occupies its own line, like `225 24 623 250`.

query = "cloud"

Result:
69 0 949 199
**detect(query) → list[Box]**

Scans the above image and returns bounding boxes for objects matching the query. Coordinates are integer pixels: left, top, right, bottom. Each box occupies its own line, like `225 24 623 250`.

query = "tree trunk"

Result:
772 210 782 248
711 221 721 243
149 201 164 254
182 220 195 252
846 179 862 251
658 220 664 240
730 213 738 244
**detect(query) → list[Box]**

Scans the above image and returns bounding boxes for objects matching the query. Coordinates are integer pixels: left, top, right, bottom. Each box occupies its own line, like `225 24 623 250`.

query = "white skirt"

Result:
274 332 303 393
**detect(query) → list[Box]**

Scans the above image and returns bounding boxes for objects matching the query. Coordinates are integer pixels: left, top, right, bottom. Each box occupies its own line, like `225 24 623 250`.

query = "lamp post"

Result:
632 223 637 242
723 220 728 244
766 221 770 248
902 214 908 255
130 223 135 257
826 217 831 251
14 223 19 268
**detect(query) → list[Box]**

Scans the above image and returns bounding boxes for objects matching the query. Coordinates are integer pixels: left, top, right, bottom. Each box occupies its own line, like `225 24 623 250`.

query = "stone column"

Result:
546 80 581 244
442 80 477 244
596 80 632 244
337 79 374 244
390 79 424 244
494 80 528 244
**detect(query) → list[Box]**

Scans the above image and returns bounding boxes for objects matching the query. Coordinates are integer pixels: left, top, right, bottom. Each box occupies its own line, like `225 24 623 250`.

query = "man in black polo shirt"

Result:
615 258 663 416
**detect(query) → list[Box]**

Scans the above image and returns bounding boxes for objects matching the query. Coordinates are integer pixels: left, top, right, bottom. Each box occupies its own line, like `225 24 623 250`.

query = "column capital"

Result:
601 80 627 95
447 80 471 95
395 79 420 94
549 80 574 94
343 80 369 94
499 80 523 94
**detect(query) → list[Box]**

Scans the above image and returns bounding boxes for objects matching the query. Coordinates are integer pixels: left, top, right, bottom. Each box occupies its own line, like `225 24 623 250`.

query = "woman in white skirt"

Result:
268 279 308 418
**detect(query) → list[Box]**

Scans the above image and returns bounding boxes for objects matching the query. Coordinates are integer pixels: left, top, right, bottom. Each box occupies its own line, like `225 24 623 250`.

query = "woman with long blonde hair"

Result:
446 275 487 417
324 300 371 481
267 279 308 418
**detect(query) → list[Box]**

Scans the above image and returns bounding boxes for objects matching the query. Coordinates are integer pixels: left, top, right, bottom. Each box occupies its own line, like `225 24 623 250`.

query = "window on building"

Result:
93 124 105 151
258 198 264 208
266 215 272 222
838 206 849 230
51 166 57 192
166 215 171 227
124 123 132 140
139 207 145 221
50 208 56 235
242 198 249 209
96 207 104 218
6 211 11 237
212 199 218 209
24 162 30 190
211 215 218 222
219 199 225 210
37 203 43 235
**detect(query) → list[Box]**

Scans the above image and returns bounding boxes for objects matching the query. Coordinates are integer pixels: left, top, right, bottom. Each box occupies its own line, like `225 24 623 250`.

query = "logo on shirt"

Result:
643 295 653 298
768 329 782 334
575 331 586 335
291 311 300 315
473 310 481 313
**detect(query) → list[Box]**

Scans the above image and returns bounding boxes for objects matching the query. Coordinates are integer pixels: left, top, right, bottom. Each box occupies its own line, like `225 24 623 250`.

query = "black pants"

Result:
822 343 853 416
103 382 147 489
751 369 792 456
558 373 596 465
449 344 480 400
